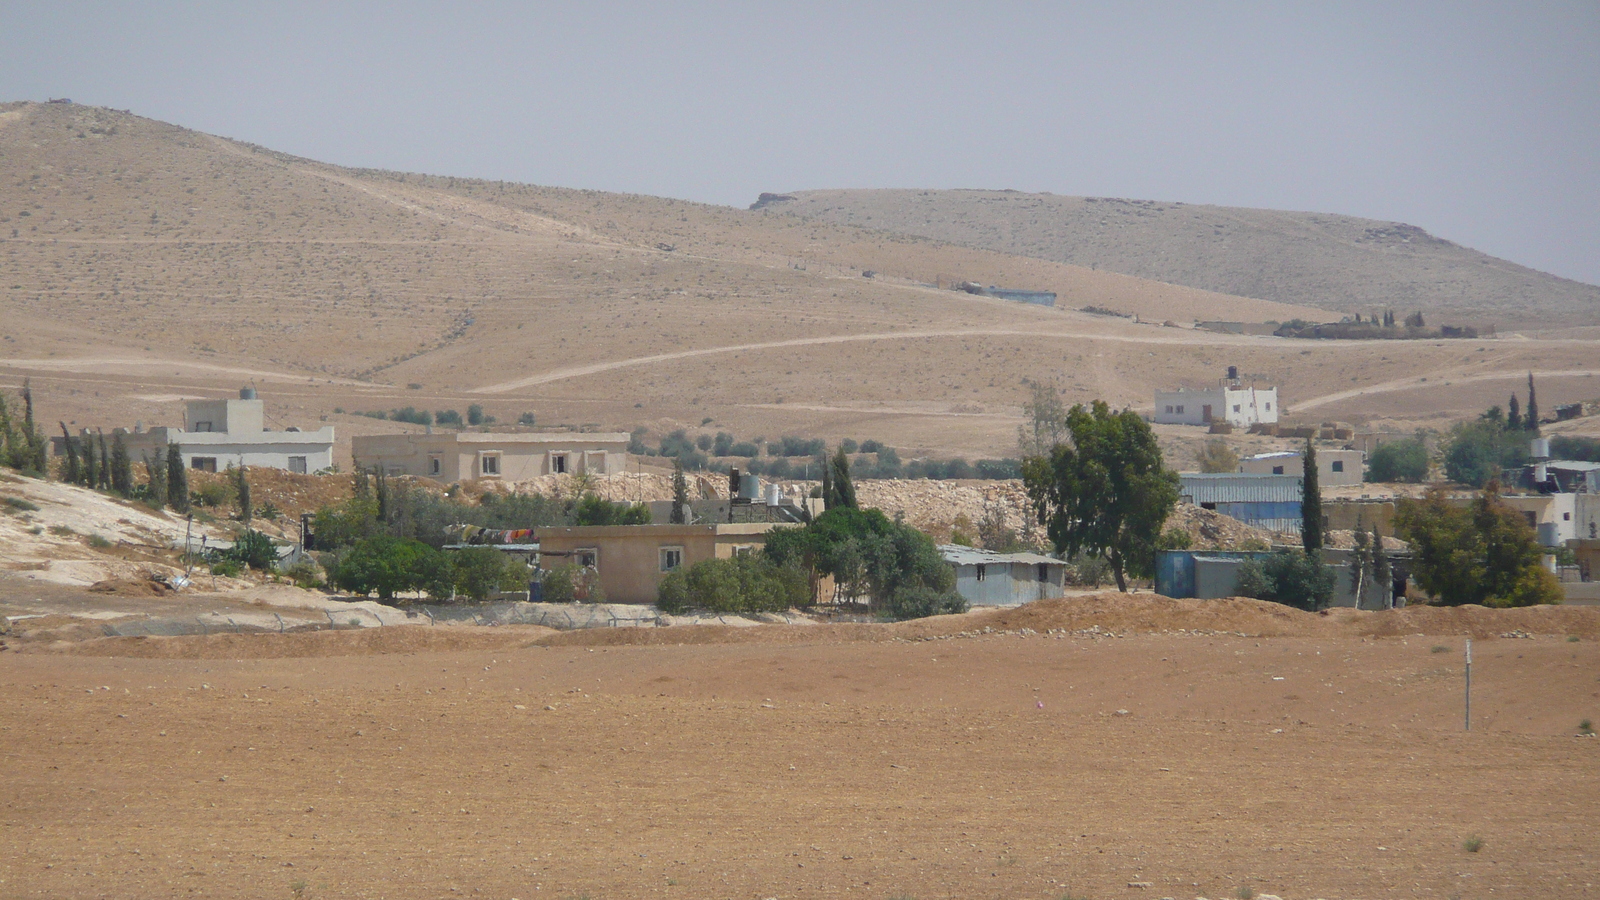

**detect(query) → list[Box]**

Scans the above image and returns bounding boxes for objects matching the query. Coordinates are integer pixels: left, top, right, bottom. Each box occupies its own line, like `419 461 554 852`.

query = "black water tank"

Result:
1227 365 1238 381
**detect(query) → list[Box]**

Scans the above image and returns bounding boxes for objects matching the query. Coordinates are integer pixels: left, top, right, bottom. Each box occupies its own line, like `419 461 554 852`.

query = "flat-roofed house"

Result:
352 432 629 481
1239 448 1365 486
535 523 789 604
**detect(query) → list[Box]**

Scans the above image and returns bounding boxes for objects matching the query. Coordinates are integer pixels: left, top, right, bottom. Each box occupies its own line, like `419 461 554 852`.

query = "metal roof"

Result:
938 545 1065 567
1180 473 1304 504
1547 460 1600 473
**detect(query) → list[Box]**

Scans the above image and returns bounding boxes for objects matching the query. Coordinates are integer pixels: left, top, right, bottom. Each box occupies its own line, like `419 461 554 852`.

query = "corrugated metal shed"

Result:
1180 473 1303 503
939 545 1064 568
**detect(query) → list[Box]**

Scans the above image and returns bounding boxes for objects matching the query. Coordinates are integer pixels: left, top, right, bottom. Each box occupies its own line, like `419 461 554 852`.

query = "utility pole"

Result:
1464 638 1473 732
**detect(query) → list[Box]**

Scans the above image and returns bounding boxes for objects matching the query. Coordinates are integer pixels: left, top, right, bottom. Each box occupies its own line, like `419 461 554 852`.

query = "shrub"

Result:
466 404 487 426
728 441 760 458
1368 438 1430 483
209 558 244 578
333 535 452 601
661 554 811 614
86 533 112 549
452 547 514 601
434 409 463 427
3 496 40 513
191 480 233 508
882 584 966 621
518 412 536 426
1235 550 1336 611
1462 835 1484 853
222 528 278 571
283 559 323 589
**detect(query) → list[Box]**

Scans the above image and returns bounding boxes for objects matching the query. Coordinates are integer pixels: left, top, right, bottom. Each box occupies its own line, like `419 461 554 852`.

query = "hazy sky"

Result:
5 3 1597 284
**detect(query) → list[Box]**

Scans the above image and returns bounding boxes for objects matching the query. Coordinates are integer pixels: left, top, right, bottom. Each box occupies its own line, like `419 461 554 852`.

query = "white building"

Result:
1239 448 1365 487
1153 384 1279 427
66 390 337 473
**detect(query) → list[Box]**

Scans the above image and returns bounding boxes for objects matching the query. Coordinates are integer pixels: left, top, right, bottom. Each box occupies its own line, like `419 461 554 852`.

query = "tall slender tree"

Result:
1524 372 1539 434
59 424 81 485
166 442 189 513
670 456 689 524
1507 394 1522 431
144 448 168 508
1301 438 1324 551
820 452 835 511
96 430 111 490
109 430 132 496
19 380 45 473
830 446 857 510
81 429 97 487
1371 522 1392 607
234 465 252 522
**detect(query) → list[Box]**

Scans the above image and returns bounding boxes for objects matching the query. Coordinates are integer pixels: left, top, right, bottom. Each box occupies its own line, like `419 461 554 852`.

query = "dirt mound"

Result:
1348 603 1600 639
87 577 172 597
46 623 555 659
1164 502 1284 550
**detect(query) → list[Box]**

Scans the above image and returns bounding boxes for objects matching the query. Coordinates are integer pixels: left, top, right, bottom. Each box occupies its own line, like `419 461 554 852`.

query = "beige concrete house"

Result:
1240 448 1365 486
535 523 790 604
352 432 629 481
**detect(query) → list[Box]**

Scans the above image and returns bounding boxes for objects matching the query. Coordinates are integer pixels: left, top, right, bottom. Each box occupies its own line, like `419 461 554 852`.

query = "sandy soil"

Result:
3 594 1597 899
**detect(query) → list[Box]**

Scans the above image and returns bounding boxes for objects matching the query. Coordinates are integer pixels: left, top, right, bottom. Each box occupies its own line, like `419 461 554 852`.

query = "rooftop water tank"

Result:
766 484 782 507
739 472 762 501
1530 437 1550 460
240 386 258 400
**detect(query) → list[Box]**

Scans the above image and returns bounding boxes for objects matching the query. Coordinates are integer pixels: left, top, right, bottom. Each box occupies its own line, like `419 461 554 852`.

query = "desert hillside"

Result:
759 188 1600 329
3 101 1598 462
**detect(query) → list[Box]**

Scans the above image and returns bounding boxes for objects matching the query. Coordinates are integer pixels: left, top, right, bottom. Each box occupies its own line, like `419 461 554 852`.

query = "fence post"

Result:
1464 638 1473 732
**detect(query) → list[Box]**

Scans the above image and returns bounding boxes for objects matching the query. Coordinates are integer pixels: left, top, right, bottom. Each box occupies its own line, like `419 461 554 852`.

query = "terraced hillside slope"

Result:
759 189 1600 329
3 101 1597 463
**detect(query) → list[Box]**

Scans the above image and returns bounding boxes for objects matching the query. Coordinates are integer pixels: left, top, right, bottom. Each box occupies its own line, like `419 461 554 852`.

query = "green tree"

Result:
1301 438 1323 551
451 547 513 601
166 442 189 513
96 430 111 490
233 465 252 521
333 535 452 601
80 428 98 487
1235 550 1336 611
144 447 168 508
1443 419 1527 487
1393 484 1562 607
572 493 651 525
1371 522 1392 603
1367 438 1429 483
59 424 81 485
1524 372 1539 434
466 404 486 426
109 430 132 497
830 446 857 510
1196 439 1239 474
1022 400 1180 591
1507 393 1522 430
764 507 957 613
670 457 689 524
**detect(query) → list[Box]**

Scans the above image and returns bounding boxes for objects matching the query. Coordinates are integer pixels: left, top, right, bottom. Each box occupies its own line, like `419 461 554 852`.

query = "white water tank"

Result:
766 484 782 506
1530 437 1550 460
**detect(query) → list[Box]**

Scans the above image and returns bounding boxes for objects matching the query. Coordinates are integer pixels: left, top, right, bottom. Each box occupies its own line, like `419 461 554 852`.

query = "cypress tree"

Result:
81 429 97 487
1301 437 1324 551
59 423 80 485
1524 372 1539 434
831 446 857 510
96 430 111 490
110 431 132 496
20 380 45 474
670 456 689 524
820 452 835 510
166 442 189 513
1371 522 1392 606
373 466 388 524
1507 394 1521 431
234 465 252 521
145 448 167 508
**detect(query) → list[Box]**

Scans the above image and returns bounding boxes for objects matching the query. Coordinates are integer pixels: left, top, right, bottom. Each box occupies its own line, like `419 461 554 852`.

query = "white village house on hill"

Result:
1154 367 1279 428
54 389 335 474
353 431 629 481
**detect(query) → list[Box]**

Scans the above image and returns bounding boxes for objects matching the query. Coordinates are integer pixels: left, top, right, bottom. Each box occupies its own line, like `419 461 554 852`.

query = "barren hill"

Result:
758 188 1600 329
3 101 1598 462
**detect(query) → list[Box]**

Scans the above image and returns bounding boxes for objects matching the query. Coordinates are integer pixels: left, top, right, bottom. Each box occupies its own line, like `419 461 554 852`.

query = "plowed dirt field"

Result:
4 596 1599 899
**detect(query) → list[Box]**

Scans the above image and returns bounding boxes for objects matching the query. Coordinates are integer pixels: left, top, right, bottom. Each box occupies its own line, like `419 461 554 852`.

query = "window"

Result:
1265 403 1272 411
1164 405 1174 414
288 456 307 474
429 455 442 476
1563 512 1571 521
551 453 568 474
1330 460 1344 473
575 549 598 569
1037 563 1049 582
659 547 683 572
1201 502 1217 511
1175 405 1185 415
480 453 501 476
975 564 987 582
192 421 213 433
1272 465 1285 475
190 457 217 472
1233 404 1241 413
